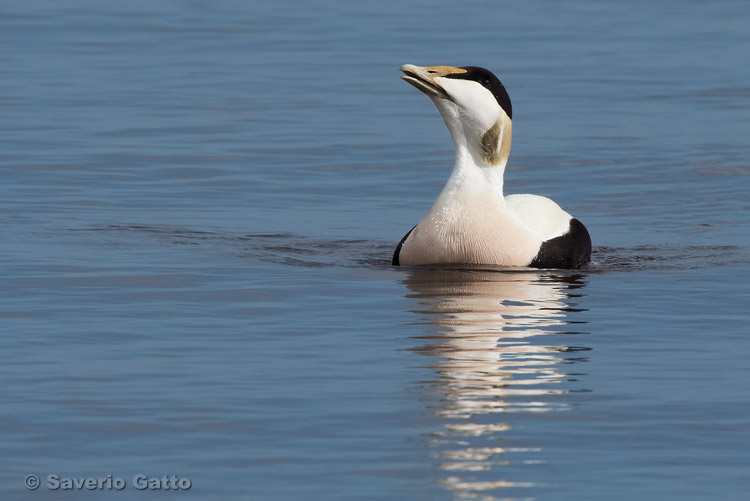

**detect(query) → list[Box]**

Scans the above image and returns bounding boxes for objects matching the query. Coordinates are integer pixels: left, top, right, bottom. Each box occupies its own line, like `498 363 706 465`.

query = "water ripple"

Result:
78 225 746 272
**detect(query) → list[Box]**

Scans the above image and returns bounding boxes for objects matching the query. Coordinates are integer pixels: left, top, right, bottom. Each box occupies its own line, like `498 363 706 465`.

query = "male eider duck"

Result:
392 64 591 269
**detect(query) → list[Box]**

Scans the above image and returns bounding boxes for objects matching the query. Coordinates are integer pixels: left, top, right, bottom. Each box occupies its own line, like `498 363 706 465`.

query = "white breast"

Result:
398 187 543 267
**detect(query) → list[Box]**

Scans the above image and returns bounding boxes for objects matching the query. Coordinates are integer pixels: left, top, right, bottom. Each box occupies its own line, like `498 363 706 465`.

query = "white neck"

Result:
431 96 512 201
442 140 507 201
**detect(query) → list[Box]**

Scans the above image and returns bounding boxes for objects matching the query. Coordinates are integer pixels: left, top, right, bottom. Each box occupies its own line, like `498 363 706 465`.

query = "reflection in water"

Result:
402 269 589 500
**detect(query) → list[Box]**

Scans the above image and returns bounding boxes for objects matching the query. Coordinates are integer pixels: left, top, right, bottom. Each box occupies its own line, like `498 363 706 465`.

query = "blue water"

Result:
2 1 749 500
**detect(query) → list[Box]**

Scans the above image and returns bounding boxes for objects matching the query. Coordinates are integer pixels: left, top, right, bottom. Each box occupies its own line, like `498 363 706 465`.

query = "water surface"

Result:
1 1 749 500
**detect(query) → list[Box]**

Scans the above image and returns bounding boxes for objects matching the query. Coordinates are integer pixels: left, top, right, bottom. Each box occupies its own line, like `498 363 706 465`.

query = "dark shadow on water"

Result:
400 268 590 499
590 245 744 272
80 224 745 272
80 224 392 268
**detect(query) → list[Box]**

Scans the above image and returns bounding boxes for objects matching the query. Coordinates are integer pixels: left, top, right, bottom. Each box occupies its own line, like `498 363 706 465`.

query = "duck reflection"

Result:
402 269 589 499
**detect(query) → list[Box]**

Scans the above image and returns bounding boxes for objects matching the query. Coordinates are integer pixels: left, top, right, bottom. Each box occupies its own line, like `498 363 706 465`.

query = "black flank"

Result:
529 219 591 269
392 225 416 266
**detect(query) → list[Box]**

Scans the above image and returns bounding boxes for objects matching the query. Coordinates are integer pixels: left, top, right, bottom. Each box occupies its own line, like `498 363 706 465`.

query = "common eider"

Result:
392 64 591 269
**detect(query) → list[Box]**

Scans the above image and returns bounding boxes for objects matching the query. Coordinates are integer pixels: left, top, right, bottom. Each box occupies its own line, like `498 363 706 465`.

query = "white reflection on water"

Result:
402 269 589 500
